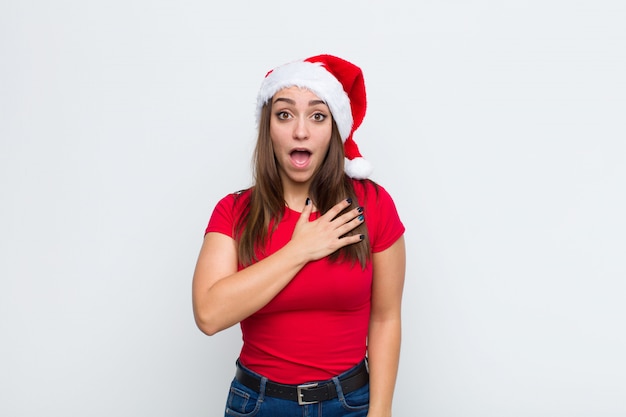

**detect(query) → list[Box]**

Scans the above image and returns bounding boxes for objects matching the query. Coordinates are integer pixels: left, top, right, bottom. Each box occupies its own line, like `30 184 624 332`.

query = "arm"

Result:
367 236 406 417
192 199 365 336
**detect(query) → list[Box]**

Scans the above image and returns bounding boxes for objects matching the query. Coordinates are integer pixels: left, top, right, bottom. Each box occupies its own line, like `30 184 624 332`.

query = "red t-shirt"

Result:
205 180 405 383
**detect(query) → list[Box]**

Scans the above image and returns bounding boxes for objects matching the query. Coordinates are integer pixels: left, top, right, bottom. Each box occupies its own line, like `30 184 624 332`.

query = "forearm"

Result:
193 239 308 335
367 316 401 417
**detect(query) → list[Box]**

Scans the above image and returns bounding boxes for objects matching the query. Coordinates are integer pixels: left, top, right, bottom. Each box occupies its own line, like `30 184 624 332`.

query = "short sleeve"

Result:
358 181 405 253
205 191 250 237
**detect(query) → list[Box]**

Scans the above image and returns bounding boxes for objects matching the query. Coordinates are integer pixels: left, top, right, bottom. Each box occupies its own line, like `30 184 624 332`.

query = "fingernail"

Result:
359 234 365 240
306 198 310 205
358 214 364 221
346 198 352 204
357 207 363 213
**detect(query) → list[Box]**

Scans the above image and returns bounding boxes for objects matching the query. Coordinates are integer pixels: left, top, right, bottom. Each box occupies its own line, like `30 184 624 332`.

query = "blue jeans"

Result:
224 360 370 417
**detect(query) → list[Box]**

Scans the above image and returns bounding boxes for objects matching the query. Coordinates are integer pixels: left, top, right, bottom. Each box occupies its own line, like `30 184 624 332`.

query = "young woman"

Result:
192 54 406 417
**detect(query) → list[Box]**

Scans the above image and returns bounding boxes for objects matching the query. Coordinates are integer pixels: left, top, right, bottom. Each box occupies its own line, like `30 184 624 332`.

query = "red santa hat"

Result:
256 54 373 179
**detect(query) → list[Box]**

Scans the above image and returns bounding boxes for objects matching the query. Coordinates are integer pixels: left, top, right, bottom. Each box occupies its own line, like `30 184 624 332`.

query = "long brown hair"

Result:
234 102 372 268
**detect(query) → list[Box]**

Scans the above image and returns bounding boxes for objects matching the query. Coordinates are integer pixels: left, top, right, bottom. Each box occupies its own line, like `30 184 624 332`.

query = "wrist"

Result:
281 239 311 268
367 411 392 417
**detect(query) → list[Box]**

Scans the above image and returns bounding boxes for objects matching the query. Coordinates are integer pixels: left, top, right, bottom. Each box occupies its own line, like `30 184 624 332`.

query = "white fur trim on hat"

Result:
344 157 373 180
255 60 353 142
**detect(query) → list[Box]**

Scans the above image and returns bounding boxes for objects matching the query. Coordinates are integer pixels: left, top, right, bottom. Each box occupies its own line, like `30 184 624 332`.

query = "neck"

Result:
282 182 312 212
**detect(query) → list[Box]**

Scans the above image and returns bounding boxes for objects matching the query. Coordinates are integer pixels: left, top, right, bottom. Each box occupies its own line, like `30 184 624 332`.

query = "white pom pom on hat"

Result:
256 54 373 179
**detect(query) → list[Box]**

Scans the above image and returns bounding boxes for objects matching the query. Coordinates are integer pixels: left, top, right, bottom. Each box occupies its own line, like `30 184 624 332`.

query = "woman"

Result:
192 54 406 417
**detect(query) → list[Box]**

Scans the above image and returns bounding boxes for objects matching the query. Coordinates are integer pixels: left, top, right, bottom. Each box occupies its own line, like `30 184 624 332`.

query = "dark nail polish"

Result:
357 207 363 213
359 234 365 240
306 198 310 205
346 198 352 204
358 214 364 221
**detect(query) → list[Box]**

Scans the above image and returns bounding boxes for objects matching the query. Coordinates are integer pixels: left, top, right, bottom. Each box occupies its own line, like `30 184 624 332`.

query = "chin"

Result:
283 170 315 184
289 175 314 185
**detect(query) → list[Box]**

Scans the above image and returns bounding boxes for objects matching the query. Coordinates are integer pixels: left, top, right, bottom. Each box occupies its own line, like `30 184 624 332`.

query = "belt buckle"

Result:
297 382 319 405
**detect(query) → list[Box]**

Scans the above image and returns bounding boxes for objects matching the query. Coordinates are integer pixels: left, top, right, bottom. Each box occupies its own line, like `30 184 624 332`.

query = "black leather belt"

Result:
235 360 369 405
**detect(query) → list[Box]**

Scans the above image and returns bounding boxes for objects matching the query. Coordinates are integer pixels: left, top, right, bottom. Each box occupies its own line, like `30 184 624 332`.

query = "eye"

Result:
275 111 292 120
312 112 327 122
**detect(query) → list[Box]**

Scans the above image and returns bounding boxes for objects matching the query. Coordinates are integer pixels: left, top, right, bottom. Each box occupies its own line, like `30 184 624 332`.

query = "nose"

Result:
293 118 309 140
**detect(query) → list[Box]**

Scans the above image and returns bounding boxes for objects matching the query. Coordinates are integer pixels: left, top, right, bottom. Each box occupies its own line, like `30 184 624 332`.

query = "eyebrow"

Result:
273 97 327 107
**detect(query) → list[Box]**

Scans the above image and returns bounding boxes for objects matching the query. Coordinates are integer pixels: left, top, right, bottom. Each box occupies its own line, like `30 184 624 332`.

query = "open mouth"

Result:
290 149 312 167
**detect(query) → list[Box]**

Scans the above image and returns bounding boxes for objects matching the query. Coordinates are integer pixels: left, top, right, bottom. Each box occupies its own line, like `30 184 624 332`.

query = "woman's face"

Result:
269 86 333 188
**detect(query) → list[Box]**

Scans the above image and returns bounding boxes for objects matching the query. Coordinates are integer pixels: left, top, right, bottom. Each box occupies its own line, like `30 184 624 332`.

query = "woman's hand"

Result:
289 198 365 262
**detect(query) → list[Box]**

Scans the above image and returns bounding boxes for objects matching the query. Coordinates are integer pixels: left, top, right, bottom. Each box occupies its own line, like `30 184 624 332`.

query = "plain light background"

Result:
1 0 625 416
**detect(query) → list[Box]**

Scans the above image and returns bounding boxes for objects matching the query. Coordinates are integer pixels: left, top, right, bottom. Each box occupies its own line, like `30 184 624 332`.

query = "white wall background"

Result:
1 0 625 416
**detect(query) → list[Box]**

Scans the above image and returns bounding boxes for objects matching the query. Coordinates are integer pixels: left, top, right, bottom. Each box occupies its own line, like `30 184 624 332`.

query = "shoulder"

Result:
351 178 394 206
205 188 252 236
215 188 252 211
351 179 405 252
